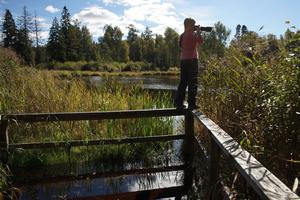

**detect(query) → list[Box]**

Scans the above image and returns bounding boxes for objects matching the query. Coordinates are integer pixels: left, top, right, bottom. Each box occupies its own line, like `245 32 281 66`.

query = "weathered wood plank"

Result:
68 186 186 200
208 135 221 197
193 110 300 200
183 111 194 191
8 134 185 149
3 108 187 122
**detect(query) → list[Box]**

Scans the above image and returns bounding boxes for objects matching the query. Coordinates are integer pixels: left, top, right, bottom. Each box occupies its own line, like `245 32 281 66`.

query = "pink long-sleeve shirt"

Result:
179 31 203 60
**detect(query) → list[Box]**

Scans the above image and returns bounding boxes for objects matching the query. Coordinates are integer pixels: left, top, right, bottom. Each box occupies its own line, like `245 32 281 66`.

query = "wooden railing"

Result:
192 110 299 200
0 109 186 151
0 108 299 200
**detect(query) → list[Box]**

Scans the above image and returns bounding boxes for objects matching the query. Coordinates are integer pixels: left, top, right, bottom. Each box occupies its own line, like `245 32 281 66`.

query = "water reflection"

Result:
92 76 179 90
20 170 184 200
16 138 185 199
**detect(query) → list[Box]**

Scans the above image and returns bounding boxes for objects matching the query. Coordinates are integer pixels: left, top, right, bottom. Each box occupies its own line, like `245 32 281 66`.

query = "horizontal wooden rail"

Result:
1 108 187 123
9 134 185 149
192 110 300 200
15 164 185 186
69 186 186 200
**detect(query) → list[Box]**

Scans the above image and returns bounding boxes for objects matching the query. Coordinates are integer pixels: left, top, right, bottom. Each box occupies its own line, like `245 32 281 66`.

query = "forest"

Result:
1 6 233 72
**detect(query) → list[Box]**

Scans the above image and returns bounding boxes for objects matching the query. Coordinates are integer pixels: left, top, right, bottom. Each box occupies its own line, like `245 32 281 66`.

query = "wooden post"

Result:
208 134 221 199
0 119 9 163
183 111 195 193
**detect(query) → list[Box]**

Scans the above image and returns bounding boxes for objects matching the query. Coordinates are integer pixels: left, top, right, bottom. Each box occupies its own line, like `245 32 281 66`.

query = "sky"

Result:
0 0 299 43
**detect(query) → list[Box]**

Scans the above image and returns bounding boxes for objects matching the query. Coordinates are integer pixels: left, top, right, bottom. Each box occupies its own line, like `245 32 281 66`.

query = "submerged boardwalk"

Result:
0 108 299 199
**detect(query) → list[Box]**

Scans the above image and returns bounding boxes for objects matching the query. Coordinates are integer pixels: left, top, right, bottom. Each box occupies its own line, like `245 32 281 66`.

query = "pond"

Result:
92 75 180 90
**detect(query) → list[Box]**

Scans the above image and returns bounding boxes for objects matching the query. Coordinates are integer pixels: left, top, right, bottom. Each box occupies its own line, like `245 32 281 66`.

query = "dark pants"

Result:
174 59 198 107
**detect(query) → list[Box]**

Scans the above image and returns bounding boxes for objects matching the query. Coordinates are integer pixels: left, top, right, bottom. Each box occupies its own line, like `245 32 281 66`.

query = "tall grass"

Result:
198 33 300 186
0 48 175 172
0 164 20 200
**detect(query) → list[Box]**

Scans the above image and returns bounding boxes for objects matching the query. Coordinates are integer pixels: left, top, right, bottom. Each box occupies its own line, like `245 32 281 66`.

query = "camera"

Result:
194 25 213 32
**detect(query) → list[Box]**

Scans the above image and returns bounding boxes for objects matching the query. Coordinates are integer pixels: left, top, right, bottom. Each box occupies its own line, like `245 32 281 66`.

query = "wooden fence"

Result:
0 108 299 200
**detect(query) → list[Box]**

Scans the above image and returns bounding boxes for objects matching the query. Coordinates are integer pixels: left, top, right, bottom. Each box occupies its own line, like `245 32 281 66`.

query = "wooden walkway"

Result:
0 108 299 199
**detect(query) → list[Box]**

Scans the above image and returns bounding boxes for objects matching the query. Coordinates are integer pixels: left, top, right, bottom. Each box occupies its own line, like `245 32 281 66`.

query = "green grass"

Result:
0 48 176 172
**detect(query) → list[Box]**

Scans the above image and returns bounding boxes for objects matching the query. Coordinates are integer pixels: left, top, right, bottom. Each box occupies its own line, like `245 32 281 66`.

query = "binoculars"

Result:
195 25 213 32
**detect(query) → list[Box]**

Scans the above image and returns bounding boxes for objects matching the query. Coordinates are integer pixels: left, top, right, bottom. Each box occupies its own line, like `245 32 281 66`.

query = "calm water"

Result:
18 139 185 199
20 171 184 200
92 75 179 90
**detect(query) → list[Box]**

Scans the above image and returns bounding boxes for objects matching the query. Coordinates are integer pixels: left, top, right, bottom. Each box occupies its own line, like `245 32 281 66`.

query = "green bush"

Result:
33 60 171 73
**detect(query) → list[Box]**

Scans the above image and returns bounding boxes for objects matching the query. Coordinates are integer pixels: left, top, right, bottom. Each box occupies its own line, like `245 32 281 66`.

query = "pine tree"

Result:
60 6 71 61
16 6 34 65
235 24 241 38
2 9 17 49
241 25 248 35
80 26 94 61
47 17 64 62
66 20 81 61
141 27 155 63
60 6 71 37
33 11 42 64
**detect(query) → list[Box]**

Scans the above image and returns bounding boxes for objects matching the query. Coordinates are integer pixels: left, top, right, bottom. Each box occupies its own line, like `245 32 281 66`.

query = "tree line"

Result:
1 6 235 70
1 6 183 69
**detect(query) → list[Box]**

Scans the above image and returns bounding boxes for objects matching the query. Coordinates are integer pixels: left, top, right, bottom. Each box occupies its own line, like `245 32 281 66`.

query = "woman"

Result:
174 18 203 110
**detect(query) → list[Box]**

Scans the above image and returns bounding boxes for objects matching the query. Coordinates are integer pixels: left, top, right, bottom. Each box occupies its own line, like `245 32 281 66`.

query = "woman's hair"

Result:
184 18 196 28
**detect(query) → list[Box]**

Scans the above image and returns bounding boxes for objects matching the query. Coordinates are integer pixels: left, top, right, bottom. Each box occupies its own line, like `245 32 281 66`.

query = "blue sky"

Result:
0 0 299 43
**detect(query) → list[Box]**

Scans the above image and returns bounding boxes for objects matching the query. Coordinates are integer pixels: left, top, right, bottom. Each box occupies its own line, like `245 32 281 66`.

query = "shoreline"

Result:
46 70 180 78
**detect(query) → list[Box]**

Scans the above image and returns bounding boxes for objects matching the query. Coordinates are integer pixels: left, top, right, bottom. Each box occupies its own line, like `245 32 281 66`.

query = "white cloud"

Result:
39 31 49 41
33 17 46 22
123 2 176 22
103 0 161 7
73 6 145 38
29 31 49 44
39 22 51 29
32 17 51 29
73 0 216 39
101 0 183 35
45 5 60 14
